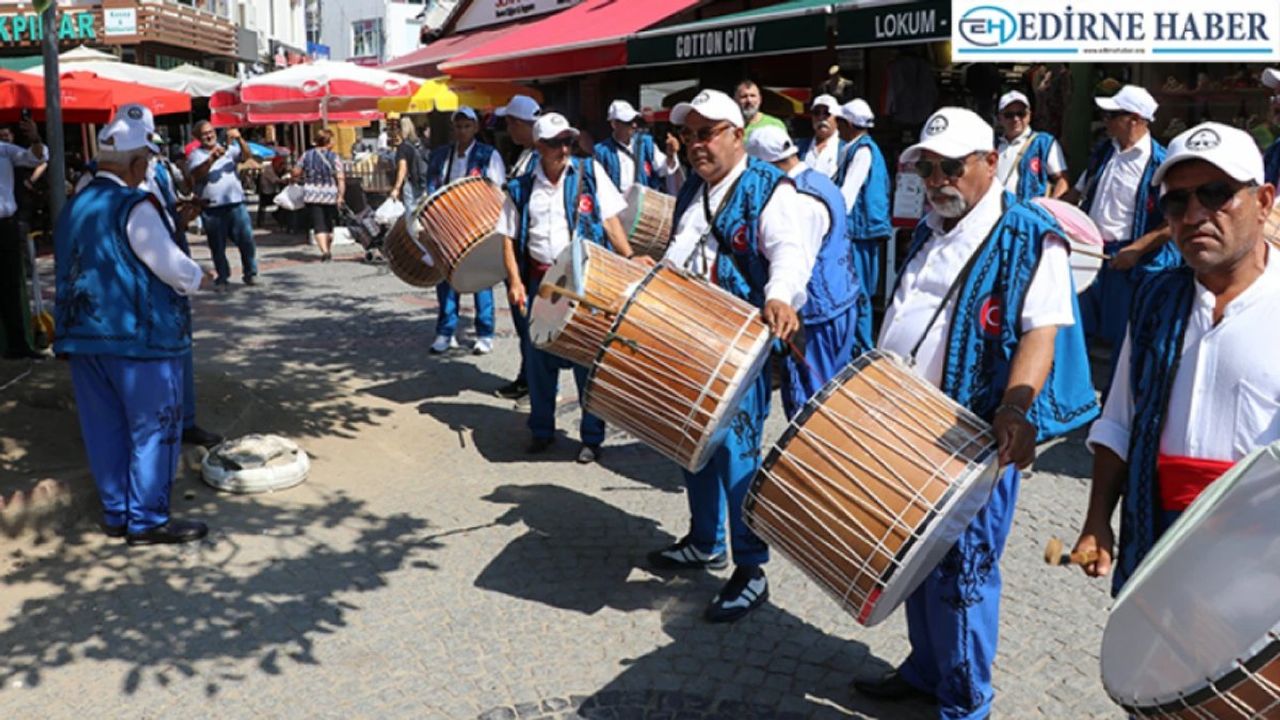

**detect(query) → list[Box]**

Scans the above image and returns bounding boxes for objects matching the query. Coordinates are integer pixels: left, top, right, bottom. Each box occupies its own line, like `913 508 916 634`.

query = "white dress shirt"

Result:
787 162 829 264
663 156 815 308
445 140 507 186
997 128 1067 193
878 181 1074 388
605 134 678 196
1073 132 1153 242
98 171 202 296
838 144 873 215
802 135 840 179
0 142 42 219
1089 249 1280 462
495 160 625 266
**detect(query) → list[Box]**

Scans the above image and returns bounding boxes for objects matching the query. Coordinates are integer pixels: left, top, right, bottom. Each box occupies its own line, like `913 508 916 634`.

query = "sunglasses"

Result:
913 153 975 180
682 122 732 145
1001 110 1027 120
1102 110 1132 121
542 135 576 149
1158 180 1257 219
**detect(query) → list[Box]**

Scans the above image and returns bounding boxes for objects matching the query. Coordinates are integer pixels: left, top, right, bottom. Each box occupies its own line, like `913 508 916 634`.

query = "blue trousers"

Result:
435 282 495 339
898 465 1020 720
203 203 258 282
508 281 530 385
784 304 863 420
851 239 882 349
181 349 196 430
525 333 605 445
69 354 184 534
1078 241 1135 350
683 371 771 567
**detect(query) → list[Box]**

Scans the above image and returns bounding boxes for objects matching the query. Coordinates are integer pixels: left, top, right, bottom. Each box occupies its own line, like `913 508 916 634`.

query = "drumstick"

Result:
1043 536 1099 567
1072 246 1110 261
537 283 618 316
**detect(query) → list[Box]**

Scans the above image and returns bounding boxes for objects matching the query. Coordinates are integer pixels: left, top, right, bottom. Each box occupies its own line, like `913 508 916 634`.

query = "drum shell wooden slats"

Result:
383 217 445 288
584 265 771 472
533 245 648 368
417 177 505 290
1124 650 1280 719
617 185 675 260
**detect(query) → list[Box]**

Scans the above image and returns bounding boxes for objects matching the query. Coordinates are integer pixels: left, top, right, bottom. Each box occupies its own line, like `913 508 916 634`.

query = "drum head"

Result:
1101 442 1280 710
529 246 588 349
1071 246 1103 292
448 232 506 293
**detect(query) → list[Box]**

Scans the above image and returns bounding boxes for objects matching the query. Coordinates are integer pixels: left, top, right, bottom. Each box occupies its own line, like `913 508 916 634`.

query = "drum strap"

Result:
700 175 751 283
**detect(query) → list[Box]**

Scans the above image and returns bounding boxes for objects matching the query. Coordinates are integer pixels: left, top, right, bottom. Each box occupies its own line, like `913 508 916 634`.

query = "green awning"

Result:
627 0 833 68
0 56 42 71
834 0 950 49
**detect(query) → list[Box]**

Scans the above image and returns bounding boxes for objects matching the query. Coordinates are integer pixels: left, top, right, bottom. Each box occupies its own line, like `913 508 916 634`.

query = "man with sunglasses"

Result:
1072 122 1280 595
994 90 1068 200
854 108 1098 720
833 98 891 349
645 88 812 624
593 99 681 197
1064 86 1180 361
497 113 633 465
796 94 844 179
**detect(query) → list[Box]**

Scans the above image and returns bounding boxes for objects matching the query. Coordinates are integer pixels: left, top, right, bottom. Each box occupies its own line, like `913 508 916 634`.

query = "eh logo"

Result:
959 6 1018 47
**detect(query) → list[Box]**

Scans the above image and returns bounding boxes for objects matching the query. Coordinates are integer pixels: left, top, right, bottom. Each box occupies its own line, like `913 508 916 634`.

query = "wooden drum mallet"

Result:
1043 536 1099 567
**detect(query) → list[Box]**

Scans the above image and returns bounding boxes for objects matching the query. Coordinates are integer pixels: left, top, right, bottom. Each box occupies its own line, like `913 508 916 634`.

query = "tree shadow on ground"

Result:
0 481 441 698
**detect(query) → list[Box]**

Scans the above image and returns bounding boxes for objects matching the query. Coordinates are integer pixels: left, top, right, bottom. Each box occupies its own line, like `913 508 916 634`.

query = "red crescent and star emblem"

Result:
978 295 1002 338
1028 156 1041 174
469 168 482 177
578 195 594 215
644 161 653 175
731 226 749 253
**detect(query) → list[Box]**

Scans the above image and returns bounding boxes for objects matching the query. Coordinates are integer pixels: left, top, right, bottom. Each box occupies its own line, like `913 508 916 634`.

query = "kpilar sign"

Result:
0 11 96 43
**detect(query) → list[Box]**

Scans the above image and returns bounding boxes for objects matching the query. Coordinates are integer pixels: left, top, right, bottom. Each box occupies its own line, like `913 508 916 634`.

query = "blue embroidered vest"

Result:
427 141 498 193
506 157 608 279
900 192 1099 439
673 158 786 308
835 135 892 241
594 134 661 191
509 148 540 180
54 177 191 358
1264 138 1280 186
1011 132 1060 200
793 168 858 324
1112 266 1195 595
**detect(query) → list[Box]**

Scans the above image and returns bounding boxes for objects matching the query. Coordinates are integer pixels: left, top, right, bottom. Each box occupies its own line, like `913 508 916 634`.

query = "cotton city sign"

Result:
675 27 758 60
951 0 1280 61
0 11 97 44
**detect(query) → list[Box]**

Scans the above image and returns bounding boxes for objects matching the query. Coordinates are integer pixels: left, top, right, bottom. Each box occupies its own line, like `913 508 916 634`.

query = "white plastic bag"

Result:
375 198 405 226
275 184 304 211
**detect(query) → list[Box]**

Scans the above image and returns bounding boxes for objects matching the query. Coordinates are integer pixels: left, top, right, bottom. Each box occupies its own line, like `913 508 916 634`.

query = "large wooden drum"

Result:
529 243 648 368
1101 440 1280 719
383 216 445 288
744 351 999 627
615 184 676 260
417 176 505 292
582 263 772 473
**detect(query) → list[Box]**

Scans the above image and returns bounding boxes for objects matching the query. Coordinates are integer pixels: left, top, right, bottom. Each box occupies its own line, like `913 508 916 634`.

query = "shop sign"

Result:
0 11 97 44
836 0 948 48
628 13 828 66
104 8 136 36
454 0 582 32
307 42 330 60
951 0 1280 61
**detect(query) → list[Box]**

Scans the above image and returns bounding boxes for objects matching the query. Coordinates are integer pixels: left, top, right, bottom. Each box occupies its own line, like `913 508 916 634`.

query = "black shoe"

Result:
647 535 729 571
705 565 769 623
243 274 258 285
126 519 209 546
181 425 223 448
101 522 126 539
851 670 938 704
577 444 601 464
3 348 45 360
495 380 529 400
527 437 555 454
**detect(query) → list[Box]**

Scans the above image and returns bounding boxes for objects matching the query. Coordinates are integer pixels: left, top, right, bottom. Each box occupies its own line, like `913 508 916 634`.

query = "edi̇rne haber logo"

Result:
951 0 1280 61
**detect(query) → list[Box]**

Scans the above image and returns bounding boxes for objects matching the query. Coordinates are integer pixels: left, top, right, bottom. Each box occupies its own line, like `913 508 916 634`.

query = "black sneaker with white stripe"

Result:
646 535 728 571
705 565 769 623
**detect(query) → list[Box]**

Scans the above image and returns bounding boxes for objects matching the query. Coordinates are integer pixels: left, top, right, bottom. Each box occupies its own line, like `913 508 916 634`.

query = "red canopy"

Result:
380 21 536 77
0 69 190 124
440 0 699 81
59 71 191 118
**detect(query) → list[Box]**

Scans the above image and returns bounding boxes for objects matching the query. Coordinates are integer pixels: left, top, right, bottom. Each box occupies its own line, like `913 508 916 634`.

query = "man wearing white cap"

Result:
425 106 507 356
796 94 844 179
646 88 812 624
1072 122 1279 595
494 94 543 404
1064 85 1179 358
854 108 1097 718
54 106 213 546
994 90 1068 200
593 99 680 196
1261 69 1280 186
498 113 633 465
746 125 864 419
833 97 890 349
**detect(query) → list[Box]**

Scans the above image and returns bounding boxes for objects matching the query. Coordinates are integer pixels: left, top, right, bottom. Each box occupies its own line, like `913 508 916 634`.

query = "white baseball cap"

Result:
745 125 797 163
607 99 640 123
1095 85 1158 122
1262 68 1280 90
1152 122 1265 187
901 107 994 163
998 90 1030 113
810 94 840 117
452 106 479 123
671 89 744 129
533 112 579 142
99 105 159 154
840 98 874 128
495 95 540 123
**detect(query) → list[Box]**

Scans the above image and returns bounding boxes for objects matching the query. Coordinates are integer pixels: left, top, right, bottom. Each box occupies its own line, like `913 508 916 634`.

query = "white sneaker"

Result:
472 337 494 355
430 335 458 354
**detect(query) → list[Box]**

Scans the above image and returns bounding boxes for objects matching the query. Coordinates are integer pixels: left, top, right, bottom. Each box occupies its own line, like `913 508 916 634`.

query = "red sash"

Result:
1156 454 1234 511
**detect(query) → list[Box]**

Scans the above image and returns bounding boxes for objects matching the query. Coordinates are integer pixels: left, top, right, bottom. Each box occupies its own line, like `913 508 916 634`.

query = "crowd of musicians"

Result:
45 63 1280 720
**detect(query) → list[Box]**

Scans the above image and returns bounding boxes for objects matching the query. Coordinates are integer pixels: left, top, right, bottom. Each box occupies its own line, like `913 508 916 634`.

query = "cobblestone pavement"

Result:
0 231 1120 719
